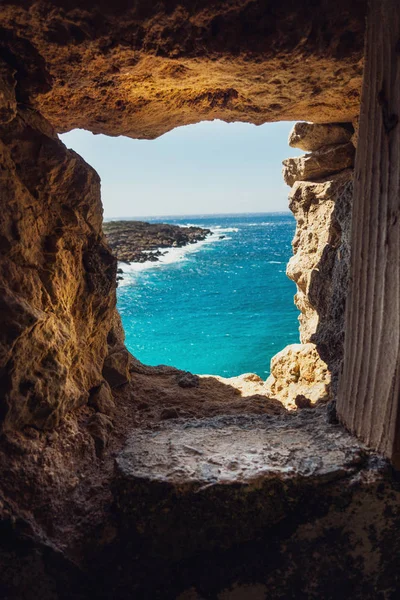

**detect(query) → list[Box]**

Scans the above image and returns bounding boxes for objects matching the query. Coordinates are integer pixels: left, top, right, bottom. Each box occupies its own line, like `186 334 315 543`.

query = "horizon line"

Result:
103 210 292 220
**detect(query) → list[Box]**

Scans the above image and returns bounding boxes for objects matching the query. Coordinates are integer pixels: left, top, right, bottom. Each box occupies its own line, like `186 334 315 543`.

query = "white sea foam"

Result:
117 228 234 284
212 226 239 233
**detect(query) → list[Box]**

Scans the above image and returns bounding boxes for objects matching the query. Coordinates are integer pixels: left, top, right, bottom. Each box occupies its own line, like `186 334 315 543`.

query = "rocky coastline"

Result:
103 220 212 264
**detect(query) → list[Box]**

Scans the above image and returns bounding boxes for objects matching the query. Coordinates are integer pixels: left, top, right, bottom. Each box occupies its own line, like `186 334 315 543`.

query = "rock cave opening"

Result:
2 0 400 597
59 117 354 412
60 120 304 385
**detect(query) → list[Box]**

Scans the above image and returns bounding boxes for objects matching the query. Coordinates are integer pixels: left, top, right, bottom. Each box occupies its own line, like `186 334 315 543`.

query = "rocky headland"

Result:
103 220 211 264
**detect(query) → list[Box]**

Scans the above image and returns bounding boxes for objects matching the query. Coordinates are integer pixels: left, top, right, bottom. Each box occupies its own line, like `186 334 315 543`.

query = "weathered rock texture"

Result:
288 121 353 152
0 1 366 139
3 3 395 599
1 376 399 599
0 105 125 430
265 343 331 409
288 168 353 349
0 59 17 124
108 410 400 599
282 142 355 186
266 123 354 404
114 411 367 560
0 360 288 599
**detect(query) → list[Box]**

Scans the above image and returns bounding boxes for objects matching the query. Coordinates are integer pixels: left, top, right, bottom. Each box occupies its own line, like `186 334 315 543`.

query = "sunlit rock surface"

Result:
0 1 365 138
0 107 119 429
265 343 331 407
282 142 355 186
109 410 400 599
288 122 353 152
268 123 354 405
287 169 353 345
114 411 365 560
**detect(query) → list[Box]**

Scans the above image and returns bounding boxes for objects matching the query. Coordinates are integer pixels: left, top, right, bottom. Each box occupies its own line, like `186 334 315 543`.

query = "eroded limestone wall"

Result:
0 0 366 138
266 122 355 405
0 64 129 431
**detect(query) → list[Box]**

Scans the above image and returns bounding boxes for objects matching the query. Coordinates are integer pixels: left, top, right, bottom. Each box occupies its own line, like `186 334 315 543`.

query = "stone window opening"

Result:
1 0 400 598
60 119 355 423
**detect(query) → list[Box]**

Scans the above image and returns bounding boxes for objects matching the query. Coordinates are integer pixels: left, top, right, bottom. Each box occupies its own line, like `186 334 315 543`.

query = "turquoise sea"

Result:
115 213 299 378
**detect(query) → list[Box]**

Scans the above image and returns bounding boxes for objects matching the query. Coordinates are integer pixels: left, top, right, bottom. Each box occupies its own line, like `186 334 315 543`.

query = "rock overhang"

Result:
0 0 367 139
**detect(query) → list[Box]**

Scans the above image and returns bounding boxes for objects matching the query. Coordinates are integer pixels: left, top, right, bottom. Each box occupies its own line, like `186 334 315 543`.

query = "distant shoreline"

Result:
103 220 212 265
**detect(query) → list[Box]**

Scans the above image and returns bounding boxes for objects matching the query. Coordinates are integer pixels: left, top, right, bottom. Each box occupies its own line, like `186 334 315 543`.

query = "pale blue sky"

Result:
60 120 302 218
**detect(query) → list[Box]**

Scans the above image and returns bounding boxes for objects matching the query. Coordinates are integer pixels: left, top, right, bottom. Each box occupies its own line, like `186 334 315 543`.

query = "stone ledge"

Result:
108 410 400 598
113 410 369 560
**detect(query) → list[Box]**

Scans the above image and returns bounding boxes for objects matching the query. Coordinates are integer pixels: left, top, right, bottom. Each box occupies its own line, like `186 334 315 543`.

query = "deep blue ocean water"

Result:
115 213 299 378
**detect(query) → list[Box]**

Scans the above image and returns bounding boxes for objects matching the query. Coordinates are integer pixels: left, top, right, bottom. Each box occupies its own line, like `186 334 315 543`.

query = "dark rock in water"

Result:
177 372 200 388
219 235 226 239
103 220 211 264
117 268 123 274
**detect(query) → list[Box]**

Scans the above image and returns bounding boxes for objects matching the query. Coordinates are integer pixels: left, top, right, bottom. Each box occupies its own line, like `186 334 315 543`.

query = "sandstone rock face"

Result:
265 343 331 408
287 169 353 344
88 381 115 416
282 142 355 186
288 122 353 152
310 176 353 394
268 123 354 406
0 107 118 430
0 1 365 139
103 311 131 388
